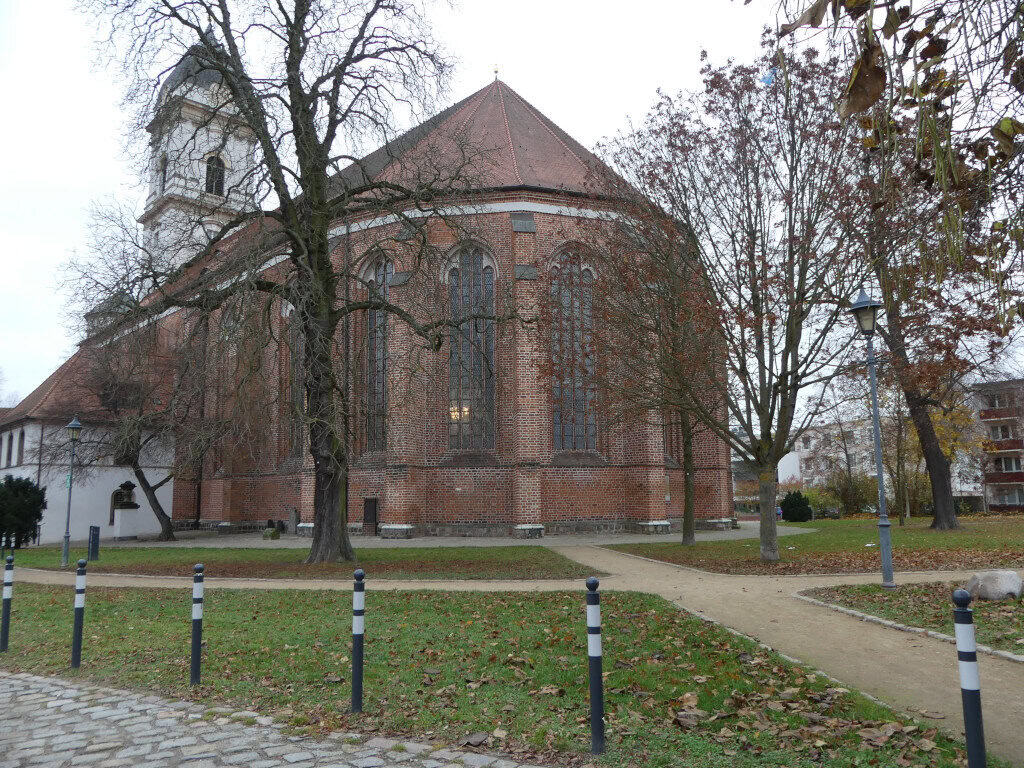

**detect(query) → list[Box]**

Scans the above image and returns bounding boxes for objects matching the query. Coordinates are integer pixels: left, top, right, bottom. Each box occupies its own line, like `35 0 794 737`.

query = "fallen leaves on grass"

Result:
805 581 1024 653
1 586 975 768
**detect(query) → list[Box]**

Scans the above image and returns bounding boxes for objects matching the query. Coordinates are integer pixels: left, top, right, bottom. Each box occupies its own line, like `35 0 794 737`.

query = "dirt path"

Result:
11 548 1024 765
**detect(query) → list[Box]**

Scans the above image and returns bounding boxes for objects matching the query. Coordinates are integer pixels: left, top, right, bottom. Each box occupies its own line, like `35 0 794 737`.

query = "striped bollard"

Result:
1 555 12 652
190 564 205 685
352 569 365 713
952 589 986 768
71 559 87 668
585 576 605 755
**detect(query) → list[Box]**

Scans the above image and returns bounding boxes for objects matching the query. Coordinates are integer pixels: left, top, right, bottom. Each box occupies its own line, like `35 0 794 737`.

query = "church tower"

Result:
139 34 258 270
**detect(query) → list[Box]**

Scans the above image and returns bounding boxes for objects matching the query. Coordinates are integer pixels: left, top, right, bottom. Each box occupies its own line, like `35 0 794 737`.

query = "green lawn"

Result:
8 544 593 580
608 517 1024 575
0 584 991 768
804 582 1024 654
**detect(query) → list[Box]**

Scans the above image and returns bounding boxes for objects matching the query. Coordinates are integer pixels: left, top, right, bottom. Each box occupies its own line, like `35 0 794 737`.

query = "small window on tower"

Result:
159 154 168 193
205 154 225 196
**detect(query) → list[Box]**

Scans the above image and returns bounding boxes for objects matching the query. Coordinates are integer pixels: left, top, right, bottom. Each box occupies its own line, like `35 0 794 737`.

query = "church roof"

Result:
331 79 622 200
0 352 97 429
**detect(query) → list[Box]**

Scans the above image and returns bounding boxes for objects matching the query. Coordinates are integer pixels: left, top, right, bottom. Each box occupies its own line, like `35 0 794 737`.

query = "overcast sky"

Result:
0 0 775 402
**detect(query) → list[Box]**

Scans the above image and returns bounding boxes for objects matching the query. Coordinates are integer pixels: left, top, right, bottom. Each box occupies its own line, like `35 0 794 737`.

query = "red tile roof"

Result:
332 79 622 200
0 351 100 428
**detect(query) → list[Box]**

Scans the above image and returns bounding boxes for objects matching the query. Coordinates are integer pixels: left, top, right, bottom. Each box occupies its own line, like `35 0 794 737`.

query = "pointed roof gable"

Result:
0 352 99 429
332 80 622 200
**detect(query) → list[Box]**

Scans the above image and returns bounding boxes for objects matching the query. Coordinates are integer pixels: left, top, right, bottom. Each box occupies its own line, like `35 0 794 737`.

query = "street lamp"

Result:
849 289 896 589
61 416 82 569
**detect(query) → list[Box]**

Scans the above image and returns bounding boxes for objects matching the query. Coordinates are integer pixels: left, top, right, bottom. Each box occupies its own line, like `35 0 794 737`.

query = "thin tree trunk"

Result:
680 413 696 546
130 463 176 541
903 391 959 530
879 288 959 530
758 468 779 562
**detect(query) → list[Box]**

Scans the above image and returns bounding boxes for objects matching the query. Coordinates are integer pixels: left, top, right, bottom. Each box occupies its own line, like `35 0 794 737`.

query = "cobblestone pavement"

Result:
0 672 554 768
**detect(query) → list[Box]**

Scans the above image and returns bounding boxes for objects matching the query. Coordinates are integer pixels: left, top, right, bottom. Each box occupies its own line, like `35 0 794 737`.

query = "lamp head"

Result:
66 416 83 442
849 288 882 336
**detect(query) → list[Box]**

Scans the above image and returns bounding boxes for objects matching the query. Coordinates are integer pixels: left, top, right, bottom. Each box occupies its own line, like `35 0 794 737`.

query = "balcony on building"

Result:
979 405 1023 421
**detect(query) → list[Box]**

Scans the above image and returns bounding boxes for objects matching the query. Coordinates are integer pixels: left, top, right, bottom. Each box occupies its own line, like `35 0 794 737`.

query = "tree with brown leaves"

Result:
602 45 865 561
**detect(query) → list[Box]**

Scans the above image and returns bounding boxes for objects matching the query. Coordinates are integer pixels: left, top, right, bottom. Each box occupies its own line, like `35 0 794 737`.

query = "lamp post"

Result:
61 416 82 569
849 290 896 589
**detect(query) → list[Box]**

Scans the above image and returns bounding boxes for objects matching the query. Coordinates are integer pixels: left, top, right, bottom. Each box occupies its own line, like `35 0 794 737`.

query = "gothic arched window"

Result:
447 245 495 451
16 429 24 466
4 433 11 468
551 250 597 452
205 154 225 196
366 259 393 453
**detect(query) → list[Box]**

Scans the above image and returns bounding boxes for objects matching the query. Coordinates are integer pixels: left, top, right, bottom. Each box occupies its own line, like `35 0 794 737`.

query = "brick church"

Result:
11 50 733 539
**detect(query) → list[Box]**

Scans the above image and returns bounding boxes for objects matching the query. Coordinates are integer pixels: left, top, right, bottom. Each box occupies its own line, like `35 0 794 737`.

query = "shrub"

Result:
0 475 47 548
803 487 841 518
780 490 813 523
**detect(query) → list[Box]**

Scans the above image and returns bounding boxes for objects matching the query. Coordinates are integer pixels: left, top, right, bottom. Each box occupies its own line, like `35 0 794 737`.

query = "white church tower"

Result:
139 32 258 270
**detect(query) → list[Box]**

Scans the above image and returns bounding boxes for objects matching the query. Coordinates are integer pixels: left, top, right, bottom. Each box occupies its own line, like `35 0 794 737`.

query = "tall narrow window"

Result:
4 433 11 468
366 259 393 452
159 154 168 193
551 251 597 452
448 245 495 451
205 154 225 196
284 309 305 458
16 430 24 466
664 414 682 463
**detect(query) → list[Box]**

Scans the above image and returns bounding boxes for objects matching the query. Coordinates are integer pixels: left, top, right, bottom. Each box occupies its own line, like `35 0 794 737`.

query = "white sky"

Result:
0 0 775 402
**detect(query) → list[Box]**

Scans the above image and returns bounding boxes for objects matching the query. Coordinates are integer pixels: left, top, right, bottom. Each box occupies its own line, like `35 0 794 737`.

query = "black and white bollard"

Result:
1 554 12 652
953 589 986 768
71 559 87 668
585 576 605 755
190 564 205 685
352 569 365 713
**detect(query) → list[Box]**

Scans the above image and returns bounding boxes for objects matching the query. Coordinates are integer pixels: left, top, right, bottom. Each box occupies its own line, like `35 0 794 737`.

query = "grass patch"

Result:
608 517 1024 575
0 583 992 767
9 544 592 580
804 582 1024 654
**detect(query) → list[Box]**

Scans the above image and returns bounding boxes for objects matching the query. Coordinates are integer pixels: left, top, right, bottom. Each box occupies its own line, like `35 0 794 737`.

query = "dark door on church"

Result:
363 498 379 536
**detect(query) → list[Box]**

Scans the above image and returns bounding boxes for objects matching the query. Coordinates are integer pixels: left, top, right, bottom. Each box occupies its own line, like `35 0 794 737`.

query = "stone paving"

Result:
0 672 554 768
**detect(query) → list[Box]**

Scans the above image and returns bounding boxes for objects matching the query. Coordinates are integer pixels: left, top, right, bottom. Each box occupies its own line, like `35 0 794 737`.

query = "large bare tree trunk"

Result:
303 299 355 563
681 414 696 546
130 463 176 541
758 469 779 562
306 426 353 562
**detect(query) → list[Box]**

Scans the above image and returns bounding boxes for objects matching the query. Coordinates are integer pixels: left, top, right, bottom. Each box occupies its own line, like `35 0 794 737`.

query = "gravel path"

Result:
0 672 553 768
95 521 812 549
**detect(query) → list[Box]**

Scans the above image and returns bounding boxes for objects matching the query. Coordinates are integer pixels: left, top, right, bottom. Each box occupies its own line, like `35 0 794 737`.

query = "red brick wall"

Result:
172 189 733 531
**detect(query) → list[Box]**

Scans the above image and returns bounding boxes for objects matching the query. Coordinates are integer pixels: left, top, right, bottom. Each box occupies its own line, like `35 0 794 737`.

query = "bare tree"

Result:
32 308 225 540
0 368 17 408
74 0 505 561
603 45 865 561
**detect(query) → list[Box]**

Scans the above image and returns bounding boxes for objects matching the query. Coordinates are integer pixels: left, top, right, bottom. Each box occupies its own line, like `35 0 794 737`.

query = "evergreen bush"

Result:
0 475 47 549
780 490 813 523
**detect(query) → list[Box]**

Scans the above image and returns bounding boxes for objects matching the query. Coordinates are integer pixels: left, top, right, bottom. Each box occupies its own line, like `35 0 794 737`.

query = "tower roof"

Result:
157 34 225 106
332 79 622 200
